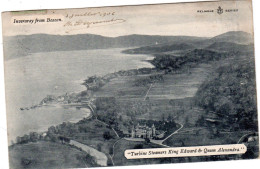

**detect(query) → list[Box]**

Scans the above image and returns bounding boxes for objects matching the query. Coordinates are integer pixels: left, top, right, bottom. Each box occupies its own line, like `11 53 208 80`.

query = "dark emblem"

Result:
217 6 223 15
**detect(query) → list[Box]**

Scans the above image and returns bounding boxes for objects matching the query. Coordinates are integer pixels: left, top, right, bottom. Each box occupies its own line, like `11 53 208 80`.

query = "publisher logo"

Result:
197 6 238 14
217 6 223 15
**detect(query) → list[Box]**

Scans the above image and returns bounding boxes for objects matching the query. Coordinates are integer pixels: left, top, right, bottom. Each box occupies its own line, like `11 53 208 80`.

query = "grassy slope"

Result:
69 119 117 155
94 63 213 121
45 117 117 165
9 141 98 169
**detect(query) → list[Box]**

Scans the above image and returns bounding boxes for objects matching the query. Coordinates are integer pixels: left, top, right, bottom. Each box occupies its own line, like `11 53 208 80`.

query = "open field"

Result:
94 63 213 100
93 62 214 124
94 74 150 99
9 141 98 169
146 64 213 100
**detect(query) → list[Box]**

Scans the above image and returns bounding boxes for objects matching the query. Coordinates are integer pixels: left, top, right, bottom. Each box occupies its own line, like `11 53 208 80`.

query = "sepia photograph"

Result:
1 0 259 169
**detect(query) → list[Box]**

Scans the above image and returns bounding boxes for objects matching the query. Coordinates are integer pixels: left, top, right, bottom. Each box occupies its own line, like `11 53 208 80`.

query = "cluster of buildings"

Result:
131 123 156 139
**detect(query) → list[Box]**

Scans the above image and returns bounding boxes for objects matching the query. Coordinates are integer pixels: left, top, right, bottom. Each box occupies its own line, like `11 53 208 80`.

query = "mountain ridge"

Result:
3 31 253 60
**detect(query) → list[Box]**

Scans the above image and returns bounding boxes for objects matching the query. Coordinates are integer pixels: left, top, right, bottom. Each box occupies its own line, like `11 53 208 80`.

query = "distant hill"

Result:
3 34 206 60
3 31 253 60
210 31 253 44
122 31 254 54
205 42 254 53
122 43 195 54
194 31 254 48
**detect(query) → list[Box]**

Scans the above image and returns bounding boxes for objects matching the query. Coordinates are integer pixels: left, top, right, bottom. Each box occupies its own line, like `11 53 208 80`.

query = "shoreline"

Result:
12 48 155 146
10 105 91 146
13 48 156 147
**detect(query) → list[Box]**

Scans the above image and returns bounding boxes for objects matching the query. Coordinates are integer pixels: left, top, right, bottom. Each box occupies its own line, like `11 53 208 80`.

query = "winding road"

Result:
150 123 184 147
83 102 184 165
237 132 255 144
69 140 108 166
109 138 123 166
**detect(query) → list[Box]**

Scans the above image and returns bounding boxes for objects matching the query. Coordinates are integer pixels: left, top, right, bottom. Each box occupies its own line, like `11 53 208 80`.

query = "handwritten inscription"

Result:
65 11 115 19
64 18 126 28
63 11 126 31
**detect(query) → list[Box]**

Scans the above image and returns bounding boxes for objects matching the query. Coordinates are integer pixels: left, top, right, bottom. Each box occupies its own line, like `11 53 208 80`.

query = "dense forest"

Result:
151 49 229 70
195 56 258 130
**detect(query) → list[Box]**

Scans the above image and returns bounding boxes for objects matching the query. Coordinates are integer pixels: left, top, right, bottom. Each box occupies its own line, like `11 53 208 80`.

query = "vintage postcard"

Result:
2 0 259 168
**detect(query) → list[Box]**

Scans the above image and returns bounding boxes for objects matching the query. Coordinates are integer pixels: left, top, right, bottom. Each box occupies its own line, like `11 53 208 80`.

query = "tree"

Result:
134 144 144 149
29 132 39 142
196 115 205 127
97 143 102 151
161 114 165 122
20 134 30 144
167 114 173 122
109 147 113 155
103 131 112 140
119 115 123 121
16 137 21 144
185 116 190 127
47 126 56 135
145 138 150 143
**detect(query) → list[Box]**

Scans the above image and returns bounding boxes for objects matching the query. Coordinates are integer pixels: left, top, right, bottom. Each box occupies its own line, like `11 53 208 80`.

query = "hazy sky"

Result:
2 0 253 37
